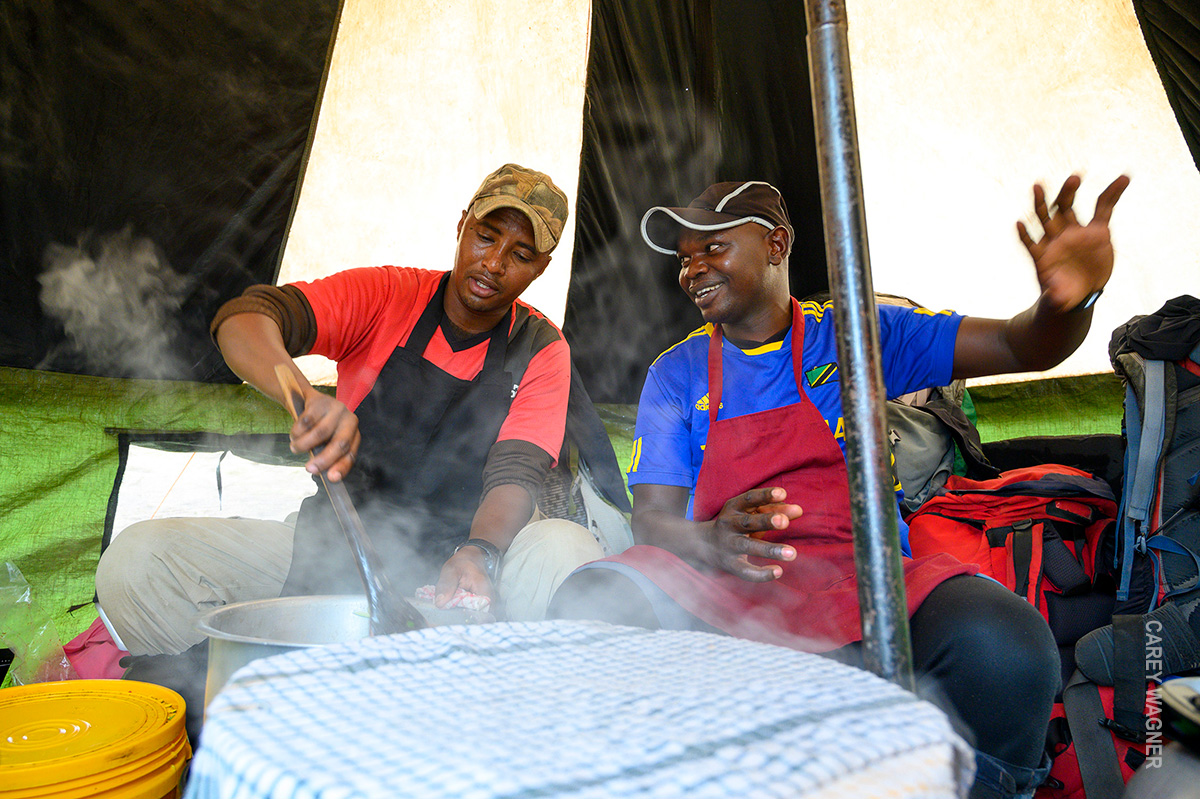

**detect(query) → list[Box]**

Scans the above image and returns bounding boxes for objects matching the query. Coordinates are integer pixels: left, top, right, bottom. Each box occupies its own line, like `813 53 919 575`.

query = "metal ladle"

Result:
275 365 425 635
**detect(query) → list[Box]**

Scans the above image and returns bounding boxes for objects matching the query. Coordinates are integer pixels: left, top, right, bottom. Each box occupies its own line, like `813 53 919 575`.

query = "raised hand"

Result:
1016 174 1130 313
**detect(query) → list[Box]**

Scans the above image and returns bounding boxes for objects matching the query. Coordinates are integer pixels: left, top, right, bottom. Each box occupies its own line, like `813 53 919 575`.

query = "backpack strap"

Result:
1118 358 1167 601
1009 520 1043 608
1061 669 1127 799
1109 614 1149 740
1129 360 1168 529
1146 536 1200 602
1041 524 1092 595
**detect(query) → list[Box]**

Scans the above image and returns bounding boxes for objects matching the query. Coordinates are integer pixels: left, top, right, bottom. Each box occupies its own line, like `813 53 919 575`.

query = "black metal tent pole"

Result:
803 0 915 690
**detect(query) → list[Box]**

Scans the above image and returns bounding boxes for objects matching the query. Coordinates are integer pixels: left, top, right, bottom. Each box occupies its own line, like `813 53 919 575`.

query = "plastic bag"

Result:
0 561 78 684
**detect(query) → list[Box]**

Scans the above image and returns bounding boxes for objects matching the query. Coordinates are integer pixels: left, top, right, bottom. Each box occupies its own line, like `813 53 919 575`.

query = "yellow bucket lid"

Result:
0 733 191 799
0 680 187 792
6 734 191 799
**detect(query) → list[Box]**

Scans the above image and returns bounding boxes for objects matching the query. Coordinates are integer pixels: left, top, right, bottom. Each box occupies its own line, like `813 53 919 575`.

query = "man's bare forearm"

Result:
215 312 312 406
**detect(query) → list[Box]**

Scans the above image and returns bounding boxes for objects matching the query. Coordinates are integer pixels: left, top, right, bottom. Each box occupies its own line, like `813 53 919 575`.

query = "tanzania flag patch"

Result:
805 362 838 387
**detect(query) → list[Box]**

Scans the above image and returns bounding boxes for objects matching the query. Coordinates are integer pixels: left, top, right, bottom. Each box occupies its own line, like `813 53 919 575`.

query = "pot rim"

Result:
194 594 368 648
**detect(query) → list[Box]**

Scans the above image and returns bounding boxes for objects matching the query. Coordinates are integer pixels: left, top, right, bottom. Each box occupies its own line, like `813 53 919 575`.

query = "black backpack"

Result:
1109 295 1200 612
1052 297 1200 799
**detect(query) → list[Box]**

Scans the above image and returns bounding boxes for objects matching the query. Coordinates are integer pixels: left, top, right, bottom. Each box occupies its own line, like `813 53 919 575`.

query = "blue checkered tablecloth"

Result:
184 620 972 798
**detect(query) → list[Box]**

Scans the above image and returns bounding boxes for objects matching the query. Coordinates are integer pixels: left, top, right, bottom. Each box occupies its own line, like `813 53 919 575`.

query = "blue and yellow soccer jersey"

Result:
627 299 962 527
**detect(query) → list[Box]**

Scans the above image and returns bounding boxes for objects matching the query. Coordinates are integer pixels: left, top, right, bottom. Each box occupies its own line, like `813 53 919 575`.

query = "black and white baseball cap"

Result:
640 180 794 255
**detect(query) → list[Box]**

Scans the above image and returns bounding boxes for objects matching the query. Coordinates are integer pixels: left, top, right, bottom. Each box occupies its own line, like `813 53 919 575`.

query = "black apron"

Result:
282 273 517 596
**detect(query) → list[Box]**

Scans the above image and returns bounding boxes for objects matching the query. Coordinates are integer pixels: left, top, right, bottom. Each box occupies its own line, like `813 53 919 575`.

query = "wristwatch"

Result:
1071 288 1103 313
454 538 503 582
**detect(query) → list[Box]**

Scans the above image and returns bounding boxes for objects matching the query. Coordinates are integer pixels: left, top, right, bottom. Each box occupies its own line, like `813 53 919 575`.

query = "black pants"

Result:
836 575 1059 768
549 571 1059 772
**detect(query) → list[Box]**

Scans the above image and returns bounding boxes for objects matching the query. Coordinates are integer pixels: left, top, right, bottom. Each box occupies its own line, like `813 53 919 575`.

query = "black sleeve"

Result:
480 439 553 505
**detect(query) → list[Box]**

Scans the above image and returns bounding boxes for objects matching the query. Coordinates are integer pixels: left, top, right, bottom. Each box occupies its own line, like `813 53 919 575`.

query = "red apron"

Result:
607 298 975 651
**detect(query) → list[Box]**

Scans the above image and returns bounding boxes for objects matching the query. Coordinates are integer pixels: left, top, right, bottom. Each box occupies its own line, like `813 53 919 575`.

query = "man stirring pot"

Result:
97 164 605 737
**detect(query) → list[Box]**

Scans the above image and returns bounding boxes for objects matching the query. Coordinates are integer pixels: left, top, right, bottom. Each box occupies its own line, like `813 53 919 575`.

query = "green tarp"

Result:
968 373 1124 442
0 365 1125 666
0 366 295 646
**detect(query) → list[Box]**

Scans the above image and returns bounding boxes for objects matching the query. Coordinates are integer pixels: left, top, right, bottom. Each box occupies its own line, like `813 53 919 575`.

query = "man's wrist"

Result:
454 538 503 582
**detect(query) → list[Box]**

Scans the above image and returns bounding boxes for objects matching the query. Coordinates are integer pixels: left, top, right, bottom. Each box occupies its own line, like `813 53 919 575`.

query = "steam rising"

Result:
37 227 191 378
565 86 725 404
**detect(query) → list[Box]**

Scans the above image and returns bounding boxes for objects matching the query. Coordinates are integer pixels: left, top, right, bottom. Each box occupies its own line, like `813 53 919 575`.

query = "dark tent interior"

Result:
2 0 1197 399
1 1 340 383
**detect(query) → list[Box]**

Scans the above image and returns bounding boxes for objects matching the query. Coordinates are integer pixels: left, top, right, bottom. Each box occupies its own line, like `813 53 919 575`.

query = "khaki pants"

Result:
96 515 602 656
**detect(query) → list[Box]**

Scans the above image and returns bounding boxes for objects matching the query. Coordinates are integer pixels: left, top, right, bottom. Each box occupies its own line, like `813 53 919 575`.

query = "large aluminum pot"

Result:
196 595 371 709
196 594 491 709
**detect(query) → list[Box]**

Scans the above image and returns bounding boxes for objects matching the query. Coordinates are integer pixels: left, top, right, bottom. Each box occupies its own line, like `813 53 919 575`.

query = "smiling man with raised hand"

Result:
551 175 1130 799
96 165 606 734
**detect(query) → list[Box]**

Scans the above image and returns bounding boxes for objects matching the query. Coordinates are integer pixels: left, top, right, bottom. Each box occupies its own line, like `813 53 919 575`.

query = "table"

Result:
183 620 972 798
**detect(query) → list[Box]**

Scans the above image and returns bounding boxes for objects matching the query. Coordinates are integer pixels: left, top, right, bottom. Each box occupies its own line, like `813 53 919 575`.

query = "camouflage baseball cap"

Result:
468 164 569 254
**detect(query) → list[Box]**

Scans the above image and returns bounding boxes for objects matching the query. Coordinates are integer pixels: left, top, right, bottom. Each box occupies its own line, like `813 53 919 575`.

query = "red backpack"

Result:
1039 673 1161 799
906 464 1118 619
906 464 1161 799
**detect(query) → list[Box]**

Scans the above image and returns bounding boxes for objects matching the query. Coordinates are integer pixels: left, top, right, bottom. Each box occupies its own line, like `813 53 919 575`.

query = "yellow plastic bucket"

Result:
0 679 191 798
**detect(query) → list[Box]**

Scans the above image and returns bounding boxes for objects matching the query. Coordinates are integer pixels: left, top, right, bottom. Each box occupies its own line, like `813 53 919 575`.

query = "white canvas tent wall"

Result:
280 0 1200 389
279 0 593 385
849 0 1200 386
